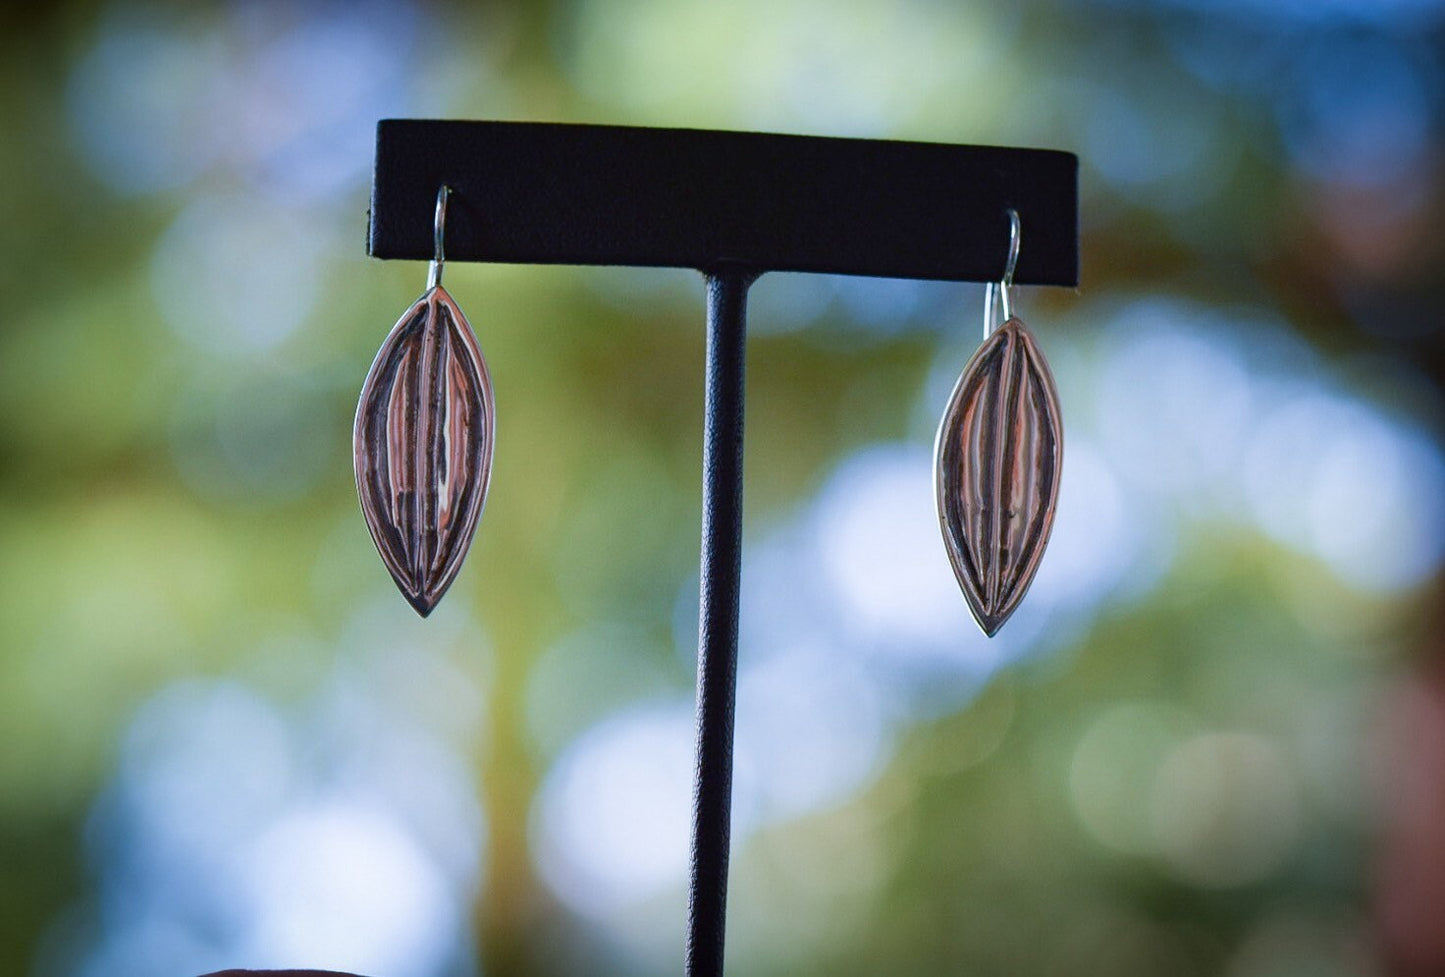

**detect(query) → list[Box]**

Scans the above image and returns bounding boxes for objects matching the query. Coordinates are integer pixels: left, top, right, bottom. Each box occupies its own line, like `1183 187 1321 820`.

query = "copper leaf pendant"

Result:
354 285 495 616
934 316 1062 637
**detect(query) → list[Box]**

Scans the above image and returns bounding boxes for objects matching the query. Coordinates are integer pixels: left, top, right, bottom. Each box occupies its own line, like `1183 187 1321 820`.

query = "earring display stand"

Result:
368 120 1079 977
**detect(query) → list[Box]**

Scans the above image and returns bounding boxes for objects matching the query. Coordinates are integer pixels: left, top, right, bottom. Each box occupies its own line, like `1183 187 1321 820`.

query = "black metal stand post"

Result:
687 268 755 977
367 119 1079 977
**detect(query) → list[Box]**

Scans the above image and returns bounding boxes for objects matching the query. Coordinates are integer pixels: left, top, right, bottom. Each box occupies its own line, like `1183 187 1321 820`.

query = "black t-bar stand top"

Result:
369 120 1079 977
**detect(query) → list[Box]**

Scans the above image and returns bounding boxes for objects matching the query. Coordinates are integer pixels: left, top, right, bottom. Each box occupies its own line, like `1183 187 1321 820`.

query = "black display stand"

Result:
369 120 1079 977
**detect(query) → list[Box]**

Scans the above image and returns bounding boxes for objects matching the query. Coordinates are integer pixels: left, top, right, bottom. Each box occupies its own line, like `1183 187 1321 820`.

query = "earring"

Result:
934 209 1063 637
354 185 496 617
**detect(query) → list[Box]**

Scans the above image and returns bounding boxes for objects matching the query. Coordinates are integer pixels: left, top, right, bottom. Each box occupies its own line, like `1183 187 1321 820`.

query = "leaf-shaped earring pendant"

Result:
935 211 1063 636
354 186 495 616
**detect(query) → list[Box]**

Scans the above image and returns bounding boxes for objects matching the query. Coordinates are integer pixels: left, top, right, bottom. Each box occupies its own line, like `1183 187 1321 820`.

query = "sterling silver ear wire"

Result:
934 208 1063 636
354 185 496 616
982 207 1019 339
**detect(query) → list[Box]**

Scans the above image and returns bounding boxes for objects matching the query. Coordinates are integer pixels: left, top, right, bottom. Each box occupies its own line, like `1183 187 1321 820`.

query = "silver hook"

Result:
983 208 1021 339
427 184 451 290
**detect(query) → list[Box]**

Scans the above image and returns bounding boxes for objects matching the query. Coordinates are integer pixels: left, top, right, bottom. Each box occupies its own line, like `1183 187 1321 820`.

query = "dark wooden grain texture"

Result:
935 316 1063 636
354 285 495 617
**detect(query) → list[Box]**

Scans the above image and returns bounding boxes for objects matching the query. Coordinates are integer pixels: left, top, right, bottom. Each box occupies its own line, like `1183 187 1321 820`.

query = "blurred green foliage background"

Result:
1 1 1443 976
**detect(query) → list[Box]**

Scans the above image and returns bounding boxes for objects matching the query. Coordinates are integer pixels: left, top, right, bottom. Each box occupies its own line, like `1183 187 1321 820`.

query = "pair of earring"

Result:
354 193 1063 631
934 209 1064 637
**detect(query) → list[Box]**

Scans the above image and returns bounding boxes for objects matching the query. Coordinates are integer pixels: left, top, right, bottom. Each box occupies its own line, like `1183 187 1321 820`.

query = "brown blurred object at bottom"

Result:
1375 638 1445 977
199 971 372 977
